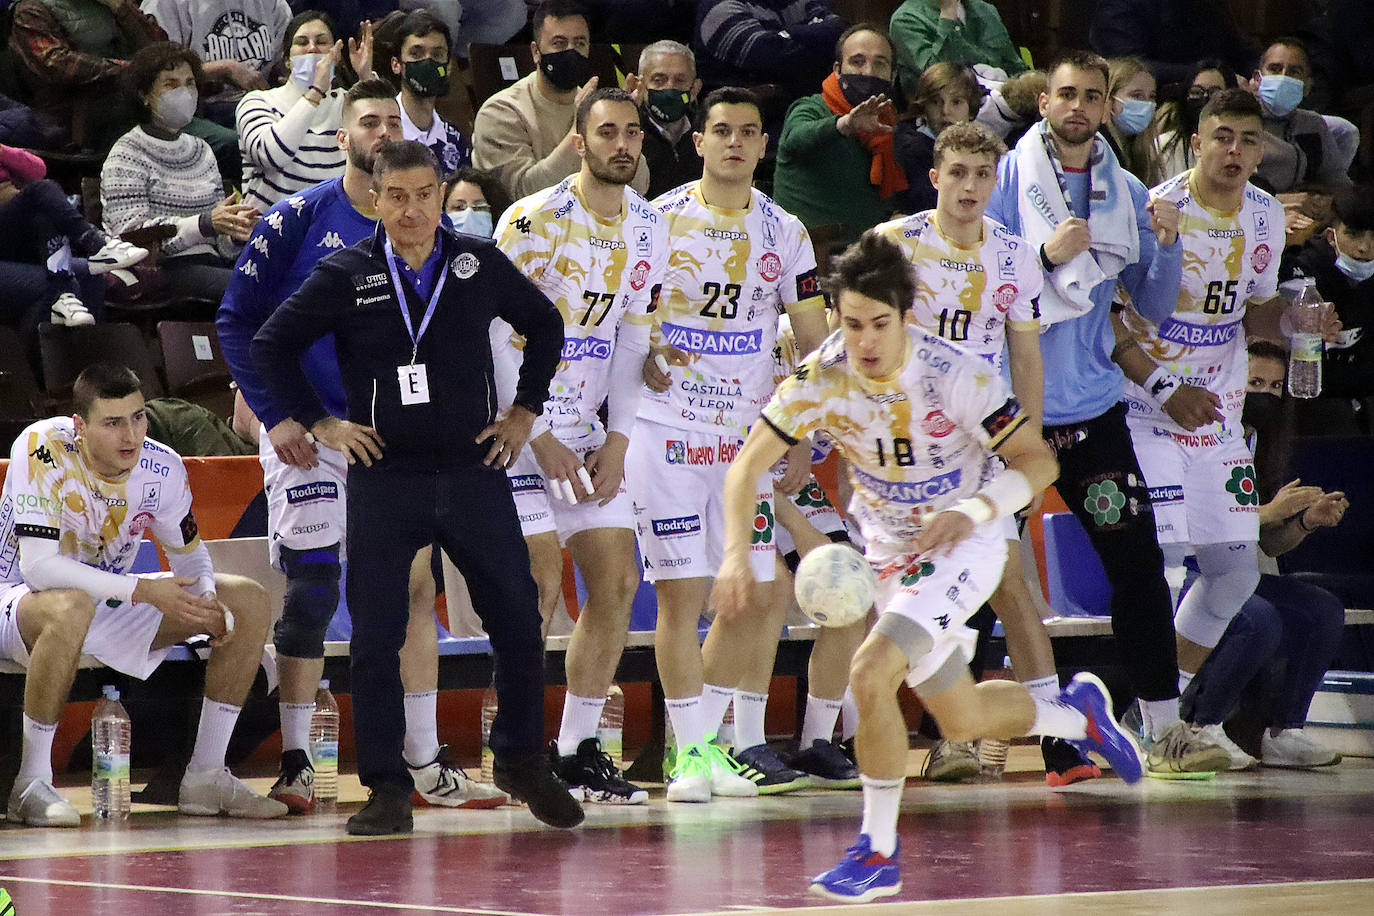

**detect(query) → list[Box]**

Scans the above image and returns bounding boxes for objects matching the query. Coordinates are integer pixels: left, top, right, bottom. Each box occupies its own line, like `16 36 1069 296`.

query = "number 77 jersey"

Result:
638 182 826 438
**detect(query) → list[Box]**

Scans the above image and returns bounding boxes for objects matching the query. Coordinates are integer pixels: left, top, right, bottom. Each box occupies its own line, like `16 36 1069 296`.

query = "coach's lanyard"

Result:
383 237 447 365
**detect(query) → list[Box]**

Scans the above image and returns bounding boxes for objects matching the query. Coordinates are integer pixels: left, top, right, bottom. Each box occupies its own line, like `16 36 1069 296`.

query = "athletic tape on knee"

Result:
274 544 341 658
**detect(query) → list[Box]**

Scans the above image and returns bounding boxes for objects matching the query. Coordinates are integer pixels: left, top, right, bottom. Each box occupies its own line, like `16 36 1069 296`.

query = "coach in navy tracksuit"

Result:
253 140 580 834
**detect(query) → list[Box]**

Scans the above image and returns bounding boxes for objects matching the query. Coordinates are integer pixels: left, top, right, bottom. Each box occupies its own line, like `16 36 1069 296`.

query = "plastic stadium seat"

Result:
1041 512 1112 617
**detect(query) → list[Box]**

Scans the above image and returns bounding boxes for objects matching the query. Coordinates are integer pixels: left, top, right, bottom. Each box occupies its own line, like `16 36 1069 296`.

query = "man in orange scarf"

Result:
774 24 907 248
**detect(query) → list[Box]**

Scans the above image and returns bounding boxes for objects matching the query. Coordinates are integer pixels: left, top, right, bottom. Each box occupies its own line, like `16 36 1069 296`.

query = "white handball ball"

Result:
793 543 875 627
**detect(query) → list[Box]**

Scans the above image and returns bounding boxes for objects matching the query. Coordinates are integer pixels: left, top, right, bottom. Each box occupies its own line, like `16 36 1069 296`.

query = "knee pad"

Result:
273 544 342 658
1174 542 1260 649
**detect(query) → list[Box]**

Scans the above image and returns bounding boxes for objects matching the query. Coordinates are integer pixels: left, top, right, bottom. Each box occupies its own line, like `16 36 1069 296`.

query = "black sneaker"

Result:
553 738 648 805
269 748 316 813
1042 735 1102 787
789 739 861 789
731 743 812 794
838 736 857 765
494 751 585 828
345 788 413 836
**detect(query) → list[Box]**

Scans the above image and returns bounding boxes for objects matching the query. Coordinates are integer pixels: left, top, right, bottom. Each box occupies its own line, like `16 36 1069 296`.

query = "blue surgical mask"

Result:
1112 98 1156 136
291 52 332 91
448 207 493 238
1257 74 1304 117
1335 239 1374 282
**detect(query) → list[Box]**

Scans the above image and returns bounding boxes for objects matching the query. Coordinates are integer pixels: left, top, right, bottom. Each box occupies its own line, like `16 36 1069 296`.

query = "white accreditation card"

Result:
398 363 430 405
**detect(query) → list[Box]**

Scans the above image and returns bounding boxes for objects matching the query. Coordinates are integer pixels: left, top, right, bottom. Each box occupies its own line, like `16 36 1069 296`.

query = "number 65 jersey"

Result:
762 326 1026 559
638 182 826 438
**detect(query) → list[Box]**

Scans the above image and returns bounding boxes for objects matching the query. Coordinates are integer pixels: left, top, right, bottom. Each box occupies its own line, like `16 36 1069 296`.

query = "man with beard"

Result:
389 10 469 178
491 87 667 804
218 80 507 815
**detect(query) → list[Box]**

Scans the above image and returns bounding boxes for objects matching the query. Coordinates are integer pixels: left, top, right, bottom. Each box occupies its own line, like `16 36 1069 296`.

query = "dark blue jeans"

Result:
1189 573 1345 729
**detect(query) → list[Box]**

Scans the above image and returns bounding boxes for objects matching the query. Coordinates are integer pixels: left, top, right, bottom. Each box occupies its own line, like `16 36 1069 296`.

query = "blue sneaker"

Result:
1060 673 1143 784
809 835 901 903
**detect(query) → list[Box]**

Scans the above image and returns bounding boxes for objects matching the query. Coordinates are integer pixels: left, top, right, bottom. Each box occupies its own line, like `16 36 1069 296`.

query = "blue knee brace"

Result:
273 544 342 658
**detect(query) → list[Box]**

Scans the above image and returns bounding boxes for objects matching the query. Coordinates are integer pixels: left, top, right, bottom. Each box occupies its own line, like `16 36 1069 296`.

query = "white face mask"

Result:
1334 237 1374 282
291 52 332 91
153 86 197 131
447 207 493 238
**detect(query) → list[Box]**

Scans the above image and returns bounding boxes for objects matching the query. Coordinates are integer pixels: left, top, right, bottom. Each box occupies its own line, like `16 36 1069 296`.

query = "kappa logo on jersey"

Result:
513 216 533 234
238 260 259 279
318 231 345 249
921 410 955 438
265 211 284 233
288 196 306 213
561 336 612 361
652 514 701 538
29 444 54 467
508 474 544 494
758 252 781 282
992 284 1018 313
285 482 339 505
853 466 963 504
662 322 763 355
251 235 271 256
629 259 651 290
1252 243 1272 273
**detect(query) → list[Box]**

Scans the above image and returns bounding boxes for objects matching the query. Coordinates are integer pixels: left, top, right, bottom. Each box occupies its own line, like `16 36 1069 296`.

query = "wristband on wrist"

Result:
949 495 995 525
948 470 1036 525
1039 243 1057 272
1297 509 1316 532
1142 366 1182 405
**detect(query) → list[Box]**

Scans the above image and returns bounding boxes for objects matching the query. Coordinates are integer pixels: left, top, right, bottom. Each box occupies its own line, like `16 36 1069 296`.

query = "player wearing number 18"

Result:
710 232 1144 903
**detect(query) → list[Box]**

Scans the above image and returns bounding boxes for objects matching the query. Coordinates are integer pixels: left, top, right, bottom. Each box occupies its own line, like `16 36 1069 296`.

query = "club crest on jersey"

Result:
129 511 155 535
1251 244 1271 273
997 251 1017 280
993 284 1018 312
629 259 651 290
921 410 955 437
758 252 781 281
452 252 479 279
1253 209 1269 241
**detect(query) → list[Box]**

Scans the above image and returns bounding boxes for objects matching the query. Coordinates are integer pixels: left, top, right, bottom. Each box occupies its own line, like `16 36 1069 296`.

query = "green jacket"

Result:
772 94 892 248
890 0 1026 95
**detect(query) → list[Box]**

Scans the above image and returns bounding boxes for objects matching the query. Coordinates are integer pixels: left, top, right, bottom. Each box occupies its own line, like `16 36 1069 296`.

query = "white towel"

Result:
1015 120 1140 325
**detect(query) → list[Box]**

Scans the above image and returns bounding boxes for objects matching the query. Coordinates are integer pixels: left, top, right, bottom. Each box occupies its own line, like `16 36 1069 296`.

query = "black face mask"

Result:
402 58 450 98
838 73 890 109
646 88 691 123
540 48 592 92
1242 392 1282 430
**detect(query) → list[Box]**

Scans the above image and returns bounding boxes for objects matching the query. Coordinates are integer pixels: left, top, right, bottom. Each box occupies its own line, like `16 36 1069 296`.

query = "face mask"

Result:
1242 391 1282 430
402 58 450 98
1113 98 1156 136
1257 74 1304 117
838 73 891 109
153 86 197 131
448 207 493 237
291 52 332 91
646 88 690 123
1335 245 1374 282
539 48 592 92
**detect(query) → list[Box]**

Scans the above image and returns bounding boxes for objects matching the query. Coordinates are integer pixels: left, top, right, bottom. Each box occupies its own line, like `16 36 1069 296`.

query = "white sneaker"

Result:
50 292 94 326
1260 728 1341 769
408 745 508 808
87 238 149 275
1196 724 1257 770
179 767 289 818
666 744 712 803
701 741 759 797
6 778 80 827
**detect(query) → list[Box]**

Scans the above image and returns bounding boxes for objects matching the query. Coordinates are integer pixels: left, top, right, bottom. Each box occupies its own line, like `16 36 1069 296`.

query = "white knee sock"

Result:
1030 697 1087 740
187 699 242 775
666 696 703 749
1022 675 1061 704
799 694 844 747
403 691 440 765
841 688 859 740
557 692 606 757
733 690 769 750
700 683 734 740
1142 697 1182 739
19 714 57 784
279 702 314 755
859 775 904 857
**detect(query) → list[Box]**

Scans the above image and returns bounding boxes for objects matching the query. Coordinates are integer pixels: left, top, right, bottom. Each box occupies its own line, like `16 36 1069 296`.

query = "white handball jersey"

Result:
639 182 826 438
492 176 668 437
1124 171 1283 434
0 419 202 587
874 211 1043 368
763 326 1026 558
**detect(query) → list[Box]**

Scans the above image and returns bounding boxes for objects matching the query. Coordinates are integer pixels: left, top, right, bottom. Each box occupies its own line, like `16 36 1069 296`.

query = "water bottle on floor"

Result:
480 681 498 782
978 658 1013 780
1288 278 1325 398
310 680 339 806
597 685 625 770
92 685 131 820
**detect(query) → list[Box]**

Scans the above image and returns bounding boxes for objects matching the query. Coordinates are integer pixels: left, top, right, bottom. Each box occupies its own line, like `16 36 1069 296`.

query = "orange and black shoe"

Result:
1042 735 1102 787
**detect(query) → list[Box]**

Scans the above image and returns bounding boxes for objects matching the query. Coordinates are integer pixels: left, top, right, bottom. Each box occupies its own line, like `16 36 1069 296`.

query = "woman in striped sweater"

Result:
236 11 379 211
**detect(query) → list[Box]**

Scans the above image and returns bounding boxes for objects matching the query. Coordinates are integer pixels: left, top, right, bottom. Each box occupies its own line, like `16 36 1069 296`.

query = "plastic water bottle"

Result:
977 657 1013 780
1288 278 1325 398
597 685 625 770
91 685 131 820
310 680 339 806
480 681 498 782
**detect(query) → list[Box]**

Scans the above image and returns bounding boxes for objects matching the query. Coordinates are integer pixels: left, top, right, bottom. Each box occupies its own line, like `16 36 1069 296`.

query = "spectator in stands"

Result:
888 0 1026 101
974 68 1044 146
1249 38 1354 194
1102 57 1161 187
1179 340 1346 770
139 0 287 106
237 12 378 212
472 0 647 198
892 60 981 214
774 24 903 247
626 40 703 200
1280 186 1374 402
1088 0 1258 90
694 0 847 100
7 0 168 149
443 164 508 235
389 10 468 177
0 145 147 336
1153 59 1235 181
102 42 261 304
